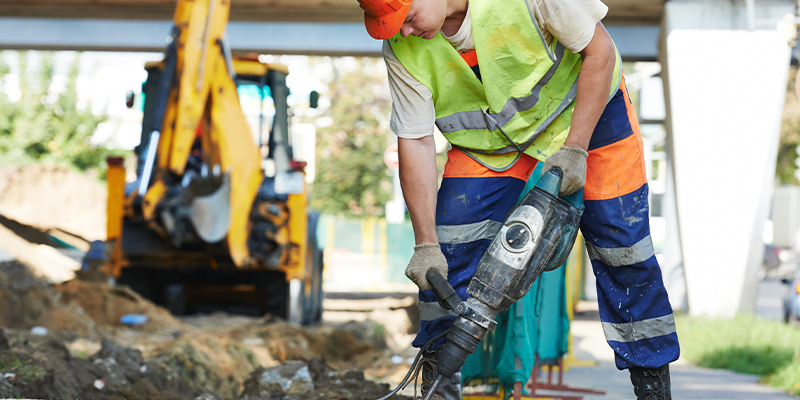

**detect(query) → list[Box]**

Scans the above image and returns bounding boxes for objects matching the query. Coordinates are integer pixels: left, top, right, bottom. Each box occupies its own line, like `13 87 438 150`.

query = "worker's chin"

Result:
419 31 438 40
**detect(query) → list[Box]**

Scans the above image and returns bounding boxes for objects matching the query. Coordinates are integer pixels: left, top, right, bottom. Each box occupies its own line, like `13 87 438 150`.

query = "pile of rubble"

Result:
0 329 406 400
0 261 411 399
237 360 405 400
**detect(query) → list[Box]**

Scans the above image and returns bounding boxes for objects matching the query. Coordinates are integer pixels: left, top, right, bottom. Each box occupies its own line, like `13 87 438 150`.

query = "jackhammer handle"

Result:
426 269 454 297
426 269 466 314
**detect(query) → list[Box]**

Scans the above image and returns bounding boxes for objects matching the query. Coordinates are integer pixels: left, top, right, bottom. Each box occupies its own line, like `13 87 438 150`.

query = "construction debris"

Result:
0 261 413 399
0 261 97 336
238 360 407 400
0 329 408 400
30 327 48 336
0 168 418 399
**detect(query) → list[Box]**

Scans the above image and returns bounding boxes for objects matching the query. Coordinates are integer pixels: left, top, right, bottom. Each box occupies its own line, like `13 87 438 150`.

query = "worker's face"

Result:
400 0 447 39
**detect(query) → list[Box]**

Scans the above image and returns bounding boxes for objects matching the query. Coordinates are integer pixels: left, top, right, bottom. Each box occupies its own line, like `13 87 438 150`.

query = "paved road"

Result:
556 318 799 400
756 277 790 321
547 263 800 399
755 258 798 322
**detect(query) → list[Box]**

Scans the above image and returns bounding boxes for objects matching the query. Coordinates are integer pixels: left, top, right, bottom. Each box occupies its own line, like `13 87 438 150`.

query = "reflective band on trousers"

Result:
585 235 655 267
419 300 458 321
602 314 676 343
437 220 502 244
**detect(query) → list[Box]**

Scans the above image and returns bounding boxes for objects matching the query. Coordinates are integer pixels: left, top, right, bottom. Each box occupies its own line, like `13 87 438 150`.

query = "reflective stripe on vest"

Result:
437 42 573 137
389 0 621 169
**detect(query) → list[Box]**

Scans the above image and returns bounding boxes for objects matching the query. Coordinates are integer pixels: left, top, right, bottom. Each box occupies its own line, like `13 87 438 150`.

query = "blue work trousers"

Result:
413 81 680 370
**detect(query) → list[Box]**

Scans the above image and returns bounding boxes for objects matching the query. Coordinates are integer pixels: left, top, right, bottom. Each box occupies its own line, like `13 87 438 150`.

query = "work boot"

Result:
629 364 671 400
420 349 461 400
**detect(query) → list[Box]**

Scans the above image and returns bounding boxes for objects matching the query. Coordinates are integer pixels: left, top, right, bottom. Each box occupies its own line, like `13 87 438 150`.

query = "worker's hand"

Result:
542 145 588 196
406 244 448 291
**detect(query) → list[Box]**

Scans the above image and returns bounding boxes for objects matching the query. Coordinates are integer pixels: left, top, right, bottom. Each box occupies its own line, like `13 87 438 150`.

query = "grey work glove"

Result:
542 145 588 196
405 243 448 291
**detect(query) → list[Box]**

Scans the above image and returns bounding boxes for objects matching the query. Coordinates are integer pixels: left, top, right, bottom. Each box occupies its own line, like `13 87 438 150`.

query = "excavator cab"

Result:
107 47 323 325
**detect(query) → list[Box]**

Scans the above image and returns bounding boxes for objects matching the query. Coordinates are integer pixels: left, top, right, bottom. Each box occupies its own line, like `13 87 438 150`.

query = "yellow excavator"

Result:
102 0 323 324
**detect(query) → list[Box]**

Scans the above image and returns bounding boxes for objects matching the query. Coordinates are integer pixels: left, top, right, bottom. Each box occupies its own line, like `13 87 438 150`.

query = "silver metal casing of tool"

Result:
421 167 584 400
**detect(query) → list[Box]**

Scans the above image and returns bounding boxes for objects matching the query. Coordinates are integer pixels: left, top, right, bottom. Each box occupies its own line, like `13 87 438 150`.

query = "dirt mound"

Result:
176 314 382 365
233 358 409 400
0 263 409 399
56 279 186 334
0 262 183 337
230 320 378 366
0 164 106 241
0 327 409 400
0 329 195 400
148 331 264 398
136 316 384 397
0 262 96 336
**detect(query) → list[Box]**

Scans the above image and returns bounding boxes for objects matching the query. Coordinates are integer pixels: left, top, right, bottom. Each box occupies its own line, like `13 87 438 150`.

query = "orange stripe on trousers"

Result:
443 148 538 181
584 76 648 201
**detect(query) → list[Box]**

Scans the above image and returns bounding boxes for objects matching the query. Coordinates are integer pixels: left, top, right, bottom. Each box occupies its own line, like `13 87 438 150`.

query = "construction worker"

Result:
356 0 679 398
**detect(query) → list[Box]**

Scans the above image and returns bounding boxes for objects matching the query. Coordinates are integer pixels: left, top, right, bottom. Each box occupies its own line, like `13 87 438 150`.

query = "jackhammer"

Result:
377 167 584 400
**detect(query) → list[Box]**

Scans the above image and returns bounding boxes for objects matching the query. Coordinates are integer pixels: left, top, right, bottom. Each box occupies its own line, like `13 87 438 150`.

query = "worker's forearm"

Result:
398 136 439 245
565 23 616 151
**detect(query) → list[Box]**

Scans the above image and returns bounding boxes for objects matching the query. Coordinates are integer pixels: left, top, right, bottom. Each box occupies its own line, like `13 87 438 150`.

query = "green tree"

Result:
309 58 394 217
776 67 800 185
0 51 121 173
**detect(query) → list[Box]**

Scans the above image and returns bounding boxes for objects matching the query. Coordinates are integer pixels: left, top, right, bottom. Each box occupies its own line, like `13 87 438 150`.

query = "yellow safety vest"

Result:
389 0 621 170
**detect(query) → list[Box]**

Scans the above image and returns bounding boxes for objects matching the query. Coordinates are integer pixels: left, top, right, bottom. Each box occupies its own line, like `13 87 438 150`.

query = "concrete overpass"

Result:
0 0 664 24
0 0 663 59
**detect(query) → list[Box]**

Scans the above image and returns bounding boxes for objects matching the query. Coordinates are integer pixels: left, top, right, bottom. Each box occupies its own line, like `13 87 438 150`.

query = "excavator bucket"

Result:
189 173 231 243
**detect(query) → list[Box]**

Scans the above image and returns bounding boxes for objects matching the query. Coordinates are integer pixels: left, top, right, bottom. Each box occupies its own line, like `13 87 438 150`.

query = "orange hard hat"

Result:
357 0 411 40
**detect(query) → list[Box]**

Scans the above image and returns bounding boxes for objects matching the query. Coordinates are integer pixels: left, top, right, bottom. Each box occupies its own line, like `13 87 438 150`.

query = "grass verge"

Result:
676 313 800 395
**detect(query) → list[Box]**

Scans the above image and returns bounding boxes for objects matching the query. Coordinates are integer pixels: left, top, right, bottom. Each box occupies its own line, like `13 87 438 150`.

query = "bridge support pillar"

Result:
660 0 795 317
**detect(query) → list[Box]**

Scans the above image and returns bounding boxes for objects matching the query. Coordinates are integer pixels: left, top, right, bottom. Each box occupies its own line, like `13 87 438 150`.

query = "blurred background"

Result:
0 0 800 399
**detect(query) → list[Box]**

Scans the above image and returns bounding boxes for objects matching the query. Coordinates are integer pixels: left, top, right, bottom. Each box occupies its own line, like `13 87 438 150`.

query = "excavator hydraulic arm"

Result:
138 0 263 266
103 0 323 325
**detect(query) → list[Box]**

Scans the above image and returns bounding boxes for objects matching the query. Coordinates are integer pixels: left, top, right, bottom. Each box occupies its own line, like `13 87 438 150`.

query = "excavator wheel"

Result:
287 212 324 325
300 212 324 326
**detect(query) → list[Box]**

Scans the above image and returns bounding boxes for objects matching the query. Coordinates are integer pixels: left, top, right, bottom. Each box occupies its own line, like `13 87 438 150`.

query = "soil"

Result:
0 262 97 337
0 165 417 399
0 164 107 241
56 279 186 335
236 362 406 400
0 262 413 400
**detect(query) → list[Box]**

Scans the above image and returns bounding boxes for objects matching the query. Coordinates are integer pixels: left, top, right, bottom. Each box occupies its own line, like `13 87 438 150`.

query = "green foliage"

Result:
676 314 800 395
309 58 394 218
0 354 46 380
776 67 800 185
0 51 123 174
